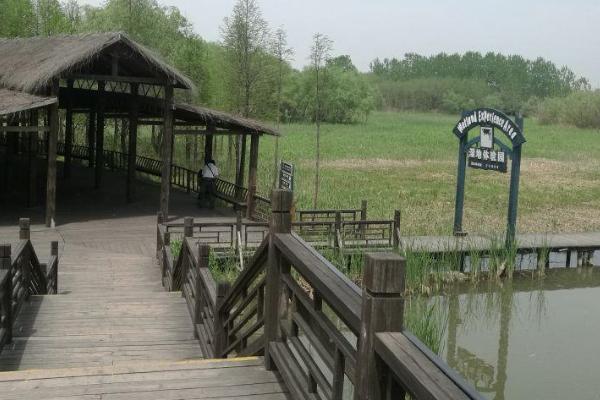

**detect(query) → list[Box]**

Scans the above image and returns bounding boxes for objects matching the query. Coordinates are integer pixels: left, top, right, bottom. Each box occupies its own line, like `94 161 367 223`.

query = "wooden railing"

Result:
297 200 368 223
17 139 260 215
163 210 402 254
0 218 59 356
156 191 482 400
253 194 272 222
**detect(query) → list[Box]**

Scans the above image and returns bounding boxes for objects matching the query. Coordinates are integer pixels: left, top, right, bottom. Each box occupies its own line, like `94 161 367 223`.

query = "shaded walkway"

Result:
0 164 231 370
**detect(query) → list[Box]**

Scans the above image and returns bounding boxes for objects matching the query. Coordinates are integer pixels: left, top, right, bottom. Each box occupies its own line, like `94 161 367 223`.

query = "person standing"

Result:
200 159 219 208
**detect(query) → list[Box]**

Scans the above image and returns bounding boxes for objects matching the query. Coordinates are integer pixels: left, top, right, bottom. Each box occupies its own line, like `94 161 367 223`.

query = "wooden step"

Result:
0 357 289 400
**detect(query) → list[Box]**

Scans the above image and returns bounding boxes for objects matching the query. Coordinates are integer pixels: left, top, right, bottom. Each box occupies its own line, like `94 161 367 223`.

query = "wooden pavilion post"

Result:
87 110 95 169
160 83 174 218
246 133 260 219
94 81 106 189
204 123 214 162
45 79 59 227
27 110 38 207
64 79 74 179
235 133 247 205
127 83 139 203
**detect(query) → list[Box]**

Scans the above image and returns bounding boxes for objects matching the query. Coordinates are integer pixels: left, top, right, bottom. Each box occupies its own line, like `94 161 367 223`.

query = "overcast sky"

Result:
79 0 600 87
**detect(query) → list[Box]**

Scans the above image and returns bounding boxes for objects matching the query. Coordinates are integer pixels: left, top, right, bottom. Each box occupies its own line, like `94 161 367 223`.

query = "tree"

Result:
221 0 270 117
310 33 332 208
270 27 293 188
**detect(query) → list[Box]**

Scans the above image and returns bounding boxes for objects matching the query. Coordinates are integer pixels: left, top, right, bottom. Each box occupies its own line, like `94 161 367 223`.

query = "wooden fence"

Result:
0 219 59 356
0 137 263 218
156 190 483 400
163 208 402 256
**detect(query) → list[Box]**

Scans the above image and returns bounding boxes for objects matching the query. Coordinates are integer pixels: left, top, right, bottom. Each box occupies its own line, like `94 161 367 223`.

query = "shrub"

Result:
537 90 600 128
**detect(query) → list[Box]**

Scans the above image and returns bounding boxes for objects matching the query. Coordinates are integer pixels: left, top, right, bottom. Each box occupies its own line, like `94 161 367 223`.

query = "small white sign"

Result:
480 127 494 149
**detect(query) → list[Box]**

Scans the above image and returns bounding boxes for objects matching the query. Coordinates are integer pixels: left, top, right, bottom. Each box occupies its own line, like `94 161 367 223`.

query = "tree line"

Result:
370 52 591 115
0 0 375 125
1 0 597 130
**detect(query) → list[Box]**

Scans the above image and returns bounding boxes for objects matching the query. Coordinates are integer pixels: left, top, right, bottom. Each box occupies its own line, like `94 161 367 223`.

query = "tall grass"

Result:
404 298 448 355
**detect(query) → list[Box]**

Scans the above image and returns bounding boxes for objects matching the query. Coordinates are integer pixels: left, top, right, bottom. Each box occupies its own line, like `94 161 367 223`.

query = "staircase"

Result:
0 228 288 400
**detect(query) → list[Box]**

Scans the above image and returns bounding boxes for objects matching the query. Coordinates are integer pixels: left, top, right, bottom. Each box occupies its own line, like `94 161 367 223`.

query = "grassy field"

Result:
149 110 600 236
245 111 600 236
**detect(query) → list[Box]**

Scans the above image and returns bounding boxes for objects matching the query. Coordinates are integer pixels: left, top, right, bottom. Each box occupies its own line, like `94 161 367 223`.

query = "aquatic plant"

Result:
208 248 241 283
170 238 182 259
405 297 447 355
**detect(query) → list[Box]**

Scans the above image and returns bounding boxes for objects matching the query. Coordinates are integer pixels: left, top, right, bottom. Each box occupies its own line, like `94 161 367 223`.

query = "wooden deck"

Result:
0 165 288 399
0 357 288 400
400 231 600 253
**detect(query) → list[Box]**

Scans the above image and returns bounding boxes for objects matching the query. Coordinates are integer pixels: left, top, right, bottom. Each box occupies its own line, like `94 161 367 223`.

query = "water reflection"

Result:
424 267 600 400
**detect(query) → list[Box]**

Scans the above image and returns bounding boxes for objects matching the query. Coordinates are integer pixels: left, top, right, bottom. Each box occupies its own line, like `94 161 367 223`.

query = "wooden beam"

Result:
127 83 139 203
160 84 174 218
67 74 165 86
95 81 106 189
64 79 74 179
0 126 50 133
45 80 59 227
174 129 239 136
246 133 260 219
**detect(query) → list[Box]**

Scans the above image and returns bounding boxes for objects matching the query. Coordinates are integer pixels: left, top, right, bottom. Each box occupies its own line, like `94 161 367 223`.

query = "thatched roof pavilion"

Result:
0 32 278 226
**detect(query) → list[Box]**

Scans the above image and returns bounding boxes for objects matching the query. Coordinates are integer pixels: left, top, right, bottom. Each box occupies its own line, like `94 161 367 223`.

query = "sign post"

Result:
452 108 526 245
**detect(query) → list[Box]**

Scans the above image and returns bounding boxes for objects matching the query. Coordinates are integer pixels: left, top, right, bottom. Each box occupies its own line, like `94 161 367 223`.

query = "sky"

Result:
78 0 600 87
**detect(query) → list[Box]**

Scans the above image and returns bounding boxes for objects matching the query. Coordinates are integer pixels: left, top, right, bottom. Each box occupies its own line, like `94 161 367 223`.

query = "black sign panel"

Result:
279 161 294 191
467 147 507 172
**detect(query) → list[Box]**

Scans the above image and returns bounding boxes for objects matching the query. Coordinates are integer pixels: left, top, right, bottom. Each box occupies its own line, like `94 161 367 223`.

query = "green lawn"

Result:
247 111 600 236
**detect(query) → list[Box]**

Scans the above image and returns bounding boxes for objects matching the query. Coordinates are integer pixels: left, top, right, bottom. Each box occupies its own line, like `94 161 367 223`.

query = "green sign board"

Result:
452 108 526 245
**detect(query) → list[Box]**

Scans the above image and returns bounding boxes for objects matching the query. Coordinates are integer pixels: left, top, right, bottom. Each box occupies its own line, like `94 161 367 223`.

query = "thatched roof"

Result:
0 88 57 116
0 32 194 93
175 103 280 136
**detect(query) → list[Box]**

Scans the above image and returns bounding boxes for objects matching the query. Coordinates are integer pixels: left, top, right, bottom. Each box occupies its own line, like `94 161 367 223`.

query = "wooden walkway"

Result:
0 357 287 400
0 165 288 399
400 232 600 253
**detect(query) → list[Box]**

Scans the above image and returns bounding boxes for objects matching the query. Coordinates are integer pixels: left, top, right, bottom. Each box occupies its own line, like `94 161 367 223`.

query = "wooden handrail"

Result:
153 197 479 399
374 331 484 399
0 220 59 357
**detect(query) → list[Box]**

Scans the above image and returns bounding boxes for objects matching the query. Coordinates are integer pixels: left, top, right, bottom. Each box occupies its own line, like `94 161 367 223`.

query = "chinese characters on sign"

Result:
467 126 507 172
278 161 294 191
467 146 507 172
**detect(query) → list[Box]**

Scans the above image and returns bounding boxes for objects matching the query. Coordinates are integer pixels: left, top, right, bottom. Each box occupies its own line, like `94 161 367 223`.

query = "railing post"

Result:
51 241 58 294
0 245 12 345
264 189 293 370
182 217 194 296
19 218 30 241
393 210 401 250
213 281 231 358
236 212 243 251
355 253 406 400
194 243 210 336
156 211 164 255
184 216 194 238
361 200 368 221
334 211 342 250
162 231 170 281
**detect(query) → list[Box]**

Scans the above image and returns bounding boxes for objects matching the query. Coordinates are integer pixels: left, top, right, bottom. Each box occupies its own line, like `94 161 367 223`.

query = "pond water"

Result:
422 264 600 400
